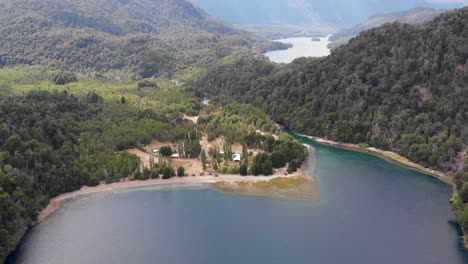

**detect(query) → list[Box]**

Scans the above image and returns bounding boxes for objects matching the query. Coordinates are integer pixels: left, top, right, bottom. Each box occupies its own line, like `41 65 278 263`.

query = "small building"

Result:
232 154 241 162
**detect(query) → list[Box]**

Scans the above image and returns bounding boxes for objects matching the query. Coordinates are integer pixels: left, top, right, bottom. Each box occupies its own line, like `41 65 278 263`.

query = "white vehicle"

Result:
152 149 159 154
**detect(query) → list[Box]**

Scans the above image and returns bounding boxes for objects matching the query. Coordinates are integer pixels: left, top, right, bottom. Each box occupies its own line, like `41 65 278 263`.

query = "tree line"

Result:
0 89 198 261
187 8 468 240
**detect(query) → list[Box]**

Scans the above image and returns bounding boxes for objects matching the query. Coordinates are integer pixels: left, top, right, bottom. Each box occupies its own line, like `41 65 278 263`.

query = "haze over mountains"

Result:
190 0 467 32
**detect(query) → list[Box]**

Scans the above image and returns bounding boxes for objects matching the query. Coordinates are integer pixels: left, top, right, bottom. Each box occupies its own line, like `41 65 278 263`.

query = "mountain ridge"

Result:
189 0 466 30
189 7 468 177
328 7 447 48
0 0 283 78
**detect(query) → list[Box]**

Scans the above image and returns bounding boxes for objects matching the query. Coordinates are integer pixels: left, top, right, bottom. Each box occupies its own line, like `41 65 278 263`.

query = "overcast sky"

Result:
191 0 467 29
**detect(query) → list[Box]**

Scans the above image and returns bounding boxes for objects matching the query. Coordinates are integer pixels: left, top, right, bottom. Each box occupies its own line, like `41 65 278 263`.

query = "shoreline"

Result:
37 172 307 223
297 133 452 185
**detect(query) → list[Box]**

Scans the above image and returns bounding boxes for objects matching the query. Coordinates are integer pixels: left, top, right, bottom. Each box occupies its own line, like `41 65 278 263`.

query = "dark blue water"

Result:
7 136 468 264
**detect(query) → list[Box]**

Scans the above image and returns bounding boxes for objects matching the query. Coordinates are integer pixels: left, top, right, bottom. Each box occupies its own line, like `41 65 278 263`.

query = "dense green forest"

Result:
189 8 467 175
0 0 467 260
0 0 286 78
188 7 468 238
0 68 309 261
328 7 445 49
196 102 306 176
198 102 278 142
0 91 101 260
0 69 204 260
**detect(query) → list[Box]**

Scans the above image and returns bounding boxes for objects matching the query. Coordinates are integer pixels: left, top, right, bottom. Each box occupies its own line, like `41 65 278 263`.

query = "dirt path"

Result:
183 114 199 124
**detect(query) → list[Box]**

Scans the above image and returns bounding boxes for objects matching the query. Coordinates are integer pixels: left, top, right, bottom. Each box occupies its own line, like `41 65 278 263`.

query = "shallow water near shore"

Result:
7 134 468 264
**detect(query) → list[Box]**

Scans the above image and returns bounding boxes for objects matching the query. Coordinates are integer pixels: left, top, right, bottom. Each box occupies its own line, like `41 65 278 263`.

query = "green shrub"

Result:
177 166 185 177
49 71 77 85
228 164 240 174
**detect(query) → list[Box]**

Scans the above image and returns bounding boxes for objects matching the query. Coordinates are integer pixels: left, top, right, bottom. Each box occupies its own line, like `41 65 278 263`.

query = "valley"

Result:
0 0 467 263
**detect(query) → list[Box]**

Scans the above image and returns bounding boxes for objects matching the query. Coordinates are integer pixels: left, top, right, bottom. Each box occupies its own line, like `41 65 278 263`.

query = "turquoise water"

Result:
7 135 468 264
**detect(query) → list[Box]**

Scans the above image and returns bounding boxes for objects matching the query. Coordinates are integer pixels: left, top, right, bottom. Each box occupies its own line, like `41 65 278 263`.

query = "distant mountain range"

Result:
0 0 282 78
328 7 447 49
189 0 467 33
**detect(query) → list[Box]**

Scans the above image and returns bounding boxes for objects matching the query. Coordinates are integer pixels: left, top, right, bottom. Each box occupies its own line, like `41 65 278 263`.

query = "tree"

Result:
271 151 287 168
223 141 233 162
142 167 151 180
239 164 248 176
159 146 173 157
49 71 78 85
265 135 276 152
454 172 467 190
460 183 468 204
228 164 240 174
262 160 273 176
251 153 272 176
162 167 174 179
201 150 207 170
182 130 201 158
134 170 143 180
121 96 126 104
137 80 158 89
150 171 159 179
177 166 185 177
149 157 155 171
251 162 262 176
242 144 249 166
288 159 302 174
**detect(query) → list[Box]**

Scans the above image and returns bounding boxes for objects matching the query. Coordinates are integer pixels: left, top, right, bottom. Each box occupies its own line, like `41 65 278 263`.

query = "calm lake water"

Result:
264 37 331 63
7 134 468 264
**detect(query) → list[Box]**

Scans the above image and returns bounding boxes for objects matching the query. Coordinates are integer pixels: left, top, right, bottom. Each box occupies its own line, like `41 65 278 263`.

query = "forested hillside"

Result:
189 8 468 176
0 63 206 260
0 91 102 260
329 7 446 49
0 0 285 78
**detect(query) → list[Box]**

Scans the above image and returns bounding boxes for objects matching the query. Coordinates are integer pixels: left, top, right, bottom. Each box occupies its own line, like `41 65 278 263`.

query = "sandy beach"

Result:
299 134 451 184
37 171 307 223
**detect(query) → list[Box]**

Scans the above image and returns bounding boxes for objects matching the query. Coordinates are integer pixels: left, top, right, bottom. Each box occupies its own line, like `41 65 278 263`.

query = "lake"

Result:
264 37 331 63
7 135 468 264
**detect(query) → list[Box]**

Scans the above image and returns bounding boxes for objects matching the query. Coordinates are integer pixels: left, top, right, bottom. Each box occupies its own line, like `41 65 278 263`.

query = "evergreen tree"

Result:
201 150 207 170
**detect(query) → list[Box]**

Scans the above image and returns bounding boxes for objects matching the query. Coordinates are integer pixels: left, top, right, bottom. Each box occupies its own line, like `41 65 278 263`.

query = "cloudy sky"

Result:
425 0 468 3
191 0 467 29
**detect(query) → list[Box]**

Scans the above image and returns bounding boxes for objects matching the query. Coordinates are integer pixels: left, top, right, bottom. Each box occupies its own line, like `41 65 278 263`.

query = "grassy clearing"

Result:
252 177 308 189
213 176 318 201
1 66 198 114
214 176 308 190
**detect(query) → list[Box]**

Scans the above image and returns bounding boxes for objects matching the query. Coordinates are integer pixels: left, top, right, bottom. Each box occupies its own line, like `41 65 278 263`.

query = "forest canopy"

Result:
0 0 287 78
188 8 468 176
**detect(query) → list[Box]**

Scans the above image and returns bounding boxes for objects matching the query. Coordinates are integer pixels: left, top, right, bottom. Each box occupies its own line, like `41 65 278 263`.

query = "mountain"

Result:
189 0 467 32
190 7 468 235
0 0 283 78
329 7 447 49
189 7 467 178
